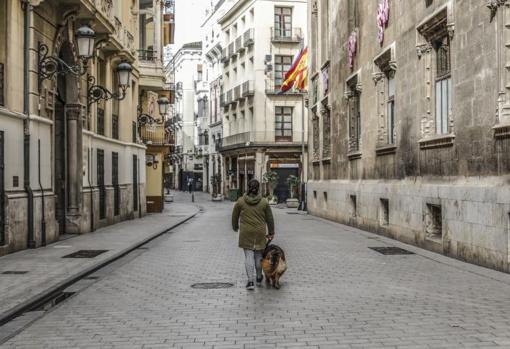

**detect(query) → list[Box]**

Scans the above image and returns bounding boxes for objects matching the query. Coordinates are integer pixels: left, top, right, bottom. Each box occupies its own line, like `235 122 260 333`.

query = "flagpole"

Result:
300 90 306 211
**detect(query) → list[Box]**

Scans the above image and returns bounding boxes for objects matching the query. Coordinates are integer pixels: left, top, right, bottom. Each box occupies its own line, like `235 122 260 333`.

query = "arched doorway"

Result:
53 39 82 234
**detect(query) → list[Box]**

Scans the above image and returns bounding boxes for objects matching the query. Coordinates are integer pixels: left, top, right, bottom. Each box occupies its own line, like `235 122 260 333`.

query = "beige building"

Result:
218 0 308 202
138 0 173 213
0 0 148 256
307 0 510 272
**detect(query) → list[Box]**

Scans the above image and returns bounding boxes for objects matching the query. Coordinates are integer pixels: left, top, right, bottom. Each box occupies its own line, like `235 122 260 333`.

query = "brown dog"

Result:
261 244 287 289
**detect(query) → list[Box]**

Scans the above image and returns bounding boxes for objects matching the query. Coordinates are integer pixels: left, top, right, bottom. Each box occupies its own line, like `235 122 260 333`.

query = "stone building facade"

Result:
307 0 510 272
0 0 147 256
218 0 308 202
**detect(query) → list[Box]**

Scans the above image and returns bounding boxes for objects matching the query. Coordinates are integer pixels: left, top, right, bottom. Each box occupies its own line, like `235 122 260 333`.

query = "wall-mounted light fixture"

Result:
87 62 133 108
38 25 95 90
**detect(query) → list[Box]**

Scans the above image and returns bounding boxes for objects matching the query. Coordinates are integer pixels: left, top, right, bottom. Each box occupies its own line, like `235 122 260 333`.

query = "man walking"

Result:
187 177 193 193
232 179 275 290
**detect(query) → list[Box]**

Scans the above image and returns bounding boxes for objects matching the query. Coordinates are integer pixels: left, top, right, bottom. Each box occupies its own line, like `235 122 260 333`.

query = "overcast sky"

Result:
172 0 213 50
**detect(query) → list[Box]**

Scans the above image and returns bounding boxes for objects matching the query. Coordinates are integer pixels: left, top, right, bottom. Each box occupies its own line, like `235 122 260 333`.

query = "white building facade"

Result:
218 0 308 202
170 42 204 190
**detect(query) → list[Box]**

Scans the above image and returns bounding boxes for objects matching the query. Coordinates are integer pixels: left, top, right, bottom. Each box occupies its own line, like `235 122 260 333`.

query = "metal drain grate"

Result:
369 247 414 255
191 282 234 289
2 271 29 275
62 250 108 258
287 212 299 215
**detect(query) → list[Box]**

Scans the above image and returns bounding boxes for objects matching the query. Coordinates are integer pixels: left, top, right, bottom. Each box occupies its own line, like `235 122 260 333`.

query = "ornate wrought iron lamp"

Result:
38 25 95 90
137 97 169 126
87 62 133 107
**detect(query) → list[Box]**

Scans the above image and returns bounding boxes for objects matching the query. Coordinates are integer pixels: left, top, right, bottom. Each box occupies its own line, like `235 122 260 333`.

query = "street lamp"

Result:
158 97 170 116
87 61 133 107
38 25 95 90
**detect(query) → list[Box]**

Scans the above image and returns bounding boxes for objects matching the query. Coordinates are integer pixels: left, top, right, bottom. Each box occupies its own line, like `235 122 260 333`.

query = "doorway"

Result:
273 168 299 203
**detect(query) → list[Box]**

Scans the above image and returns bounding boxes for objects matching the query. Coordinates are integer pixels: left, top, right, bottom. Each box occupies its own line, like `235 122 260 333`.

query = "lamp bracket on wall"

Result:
87 74 127 108
37 42 87 91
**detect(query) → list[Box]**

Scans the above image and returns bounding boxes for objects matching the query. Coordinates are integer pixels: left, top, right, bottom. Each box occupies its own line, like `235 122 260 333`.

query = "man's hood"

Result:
244 194 262 205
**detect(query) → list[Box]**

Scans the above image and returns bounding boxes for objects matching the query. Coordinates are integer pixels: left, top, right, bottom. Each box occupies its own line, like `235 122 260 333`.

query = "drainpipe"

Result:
22 0 35 248
38 140 46 246
87 147 94 231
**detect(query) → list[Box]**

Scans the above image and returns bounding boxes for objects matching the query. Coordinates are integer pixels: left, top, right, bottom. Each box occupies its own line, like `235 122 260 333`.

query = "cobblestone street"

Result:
2 194 510 349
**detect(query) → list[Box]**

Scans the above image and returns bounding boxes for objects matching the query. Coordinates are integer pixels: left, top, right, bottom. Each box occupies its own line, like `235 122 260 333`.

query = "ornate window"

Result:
434 35 451 135
311 74 319 105
312 114 320 161
416 4 455 146
346 73 362 156
373 44 397 151
321 106 331 159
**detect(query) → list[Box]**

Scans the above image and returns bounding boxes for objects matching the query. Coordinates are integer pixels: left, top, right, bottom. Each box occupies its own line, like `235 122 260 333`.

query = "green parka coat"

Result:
232 194 275 250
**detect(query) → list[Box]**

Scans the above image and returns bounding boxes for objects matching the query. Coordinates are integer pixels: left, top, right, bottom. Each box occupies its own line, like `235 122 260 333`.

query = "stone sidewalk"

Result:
0 194 199 325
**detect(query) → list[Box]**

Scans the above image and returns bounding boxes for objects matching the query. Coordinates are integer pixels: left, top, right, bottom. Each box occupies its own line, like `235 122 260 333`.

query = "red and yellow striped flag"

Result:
280 47 308 93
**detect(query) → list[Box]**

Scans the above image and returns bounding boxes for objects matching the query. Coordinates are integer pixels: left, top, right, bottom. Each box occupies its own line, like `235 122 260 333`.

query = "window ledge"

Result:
321 158 331 164
375 144 397 156
493 123 510 139
312 160 321 166
418 134 455 150
347 151 362 160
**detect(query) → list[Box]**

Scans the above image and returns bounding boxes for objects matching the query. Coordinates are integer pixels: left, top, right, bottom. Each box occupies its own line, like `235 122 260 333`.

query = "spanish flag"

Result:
280 47 308 93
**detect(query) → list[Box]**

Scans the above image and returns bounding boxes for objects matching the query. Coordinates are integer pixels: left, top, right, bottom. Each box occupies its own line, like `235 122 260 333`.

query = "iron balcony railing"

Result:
228 42 236 59
138 49 158 62
234 85 241 101
221 131 305 148
265 79 303 95
242 80 254 97
140 125 172 146
243 29 254 47
271 27 303 43
235 35 244 53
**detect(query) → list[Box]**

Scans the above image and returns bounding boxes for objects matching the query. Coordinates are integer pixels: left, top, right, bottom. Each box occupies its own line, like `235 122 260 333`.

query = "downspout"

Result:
87 147 94 231
38 140 46 246
22 0 35 248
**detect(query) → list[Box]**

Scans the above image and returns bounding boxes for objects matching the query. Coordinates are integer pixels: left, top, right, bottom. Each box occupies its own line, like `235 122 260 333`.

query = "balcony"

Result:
235 36 244 53
226 90 233 105
234 85 241 101
265 79 303 95
271 27 303 43
228 42 236 59
138 49 158 62
140 125 172 146
221 131 305 150
242 80 254 97
243 29 254 47
221 48 229 63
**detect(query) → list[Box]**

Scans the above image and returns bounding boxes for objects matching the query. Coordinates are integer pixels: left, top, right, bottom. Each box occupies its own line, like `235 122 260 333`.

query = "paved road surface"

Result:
2 193 510 348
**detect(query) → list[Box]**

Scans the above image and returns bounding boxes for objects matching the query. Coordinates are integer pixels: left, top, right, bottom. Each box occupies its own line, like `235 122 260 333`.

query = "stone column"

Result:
65 103 83 233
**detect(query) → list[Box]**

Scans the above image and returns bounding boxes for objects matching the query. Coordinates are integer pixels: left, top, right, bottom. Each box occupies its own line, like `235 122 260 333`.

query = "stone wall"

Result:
307 0 510 271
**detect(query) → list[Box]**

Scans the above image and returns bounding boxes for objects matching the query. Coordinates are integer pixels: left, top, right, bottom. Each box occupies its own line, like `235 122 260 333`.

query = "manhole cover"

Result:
369 247 414 255
62 250 108 258
191 282 234 289
2 271 29 275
